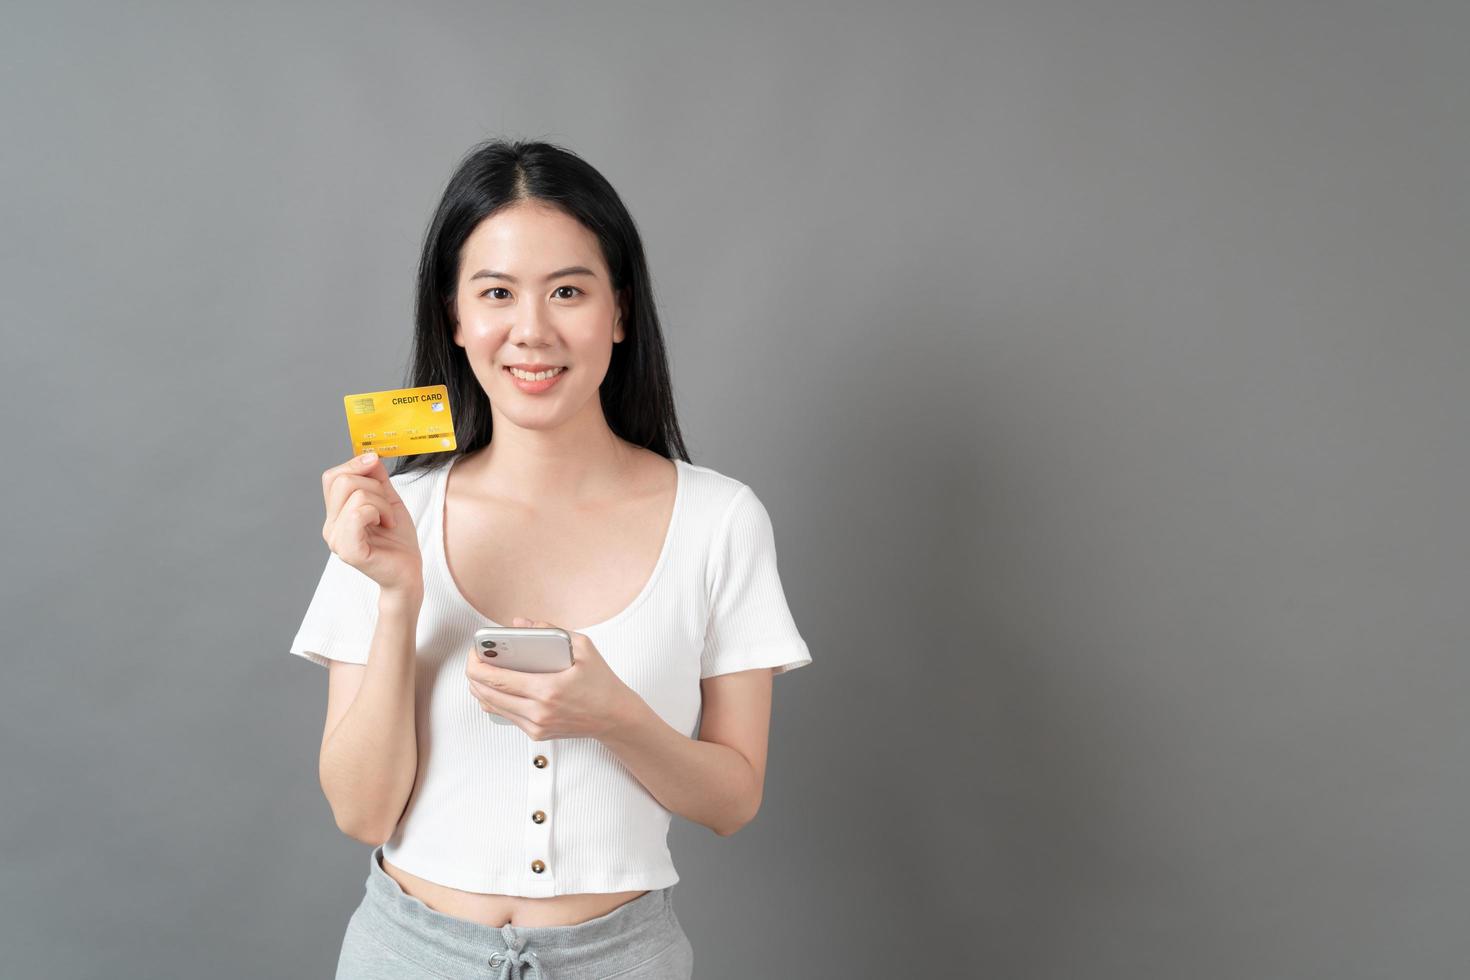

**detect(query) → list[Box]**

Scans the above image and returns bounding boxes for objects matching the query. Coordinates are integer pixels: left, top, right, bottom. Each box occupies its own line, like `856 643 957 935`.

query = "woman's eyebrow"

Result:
469 266 597 283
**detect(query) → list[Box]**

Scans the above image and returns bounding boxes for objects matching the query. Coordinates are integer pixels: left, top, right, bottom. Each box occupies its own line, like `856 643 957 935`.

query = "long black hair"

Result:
390 139 690 480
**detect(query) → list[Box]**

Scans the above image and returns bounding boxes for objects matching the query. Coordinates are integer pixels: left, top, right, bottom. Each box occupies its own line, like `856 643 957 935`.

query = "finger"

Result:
469 680 521 721
321 452 382 504
325 479 395 538
466 657 529 697
331 486 403 561
345 483 396 530
323 470 386 533
468 678 539 720
326 474 391 522
323 454 404 530
340 499 383 562
531 619 576 645
355 453 405 505
341 484 393 537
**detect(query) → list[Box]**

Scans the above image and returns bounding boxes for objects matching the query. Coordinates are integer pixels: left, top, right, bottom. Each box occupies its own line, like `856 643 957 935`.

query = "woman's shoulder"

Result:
674 452 741 487
674 456 764 527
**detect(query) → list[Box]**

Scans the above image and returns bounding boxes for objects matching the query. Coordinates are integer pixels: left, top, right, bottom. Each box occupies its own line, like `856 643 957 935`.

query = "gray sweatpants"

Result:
334 845 694 979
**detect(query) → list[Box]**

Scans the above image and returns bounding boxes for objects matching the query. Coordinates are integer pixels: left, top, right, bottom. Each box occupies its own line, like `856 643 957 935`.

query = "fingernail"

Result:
360 451 377 464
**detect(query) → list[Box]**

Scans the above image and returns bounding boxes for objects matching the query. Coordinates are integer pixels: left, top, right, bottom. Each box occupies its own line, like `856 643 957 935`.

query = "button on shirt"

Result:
288 455 812 896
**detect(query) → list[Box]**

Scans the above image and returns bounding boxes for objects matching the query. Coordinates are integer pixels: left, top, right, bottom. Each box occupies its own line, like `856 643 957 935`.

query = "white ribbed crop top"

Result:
287 453 812 896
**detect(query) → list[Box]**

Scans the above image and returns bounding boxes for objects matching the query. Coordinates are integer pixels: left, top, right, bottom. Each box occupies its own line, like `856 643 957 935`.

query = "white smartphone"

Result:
473 626 575 726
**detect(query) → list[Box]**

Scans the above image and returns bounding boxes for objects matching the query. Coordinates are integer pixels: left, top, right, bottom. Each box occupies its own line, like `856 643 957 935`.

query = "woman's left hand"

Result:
465 617 638 741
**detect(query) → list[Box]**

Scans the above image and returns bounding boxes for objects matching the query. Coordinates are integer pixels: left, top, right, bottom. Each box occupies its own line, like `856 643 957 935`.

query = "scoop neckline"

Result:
430 453 687 633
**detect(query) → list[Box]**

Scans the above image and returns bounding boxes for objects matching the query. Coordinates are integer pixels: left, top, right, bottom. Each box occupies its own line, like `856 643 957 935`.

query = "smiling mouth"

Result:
504 366 569 381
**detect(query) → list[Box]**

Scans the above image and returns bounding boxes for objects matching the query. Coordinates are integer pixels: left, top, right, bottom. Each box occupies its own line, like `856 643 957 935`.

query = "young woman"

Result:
288 140 813 979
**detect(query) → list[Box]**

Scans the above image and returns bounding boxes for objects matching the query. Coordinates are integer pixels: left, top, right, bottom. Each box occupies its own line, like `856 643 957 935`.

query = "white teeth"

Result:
508 366 566 381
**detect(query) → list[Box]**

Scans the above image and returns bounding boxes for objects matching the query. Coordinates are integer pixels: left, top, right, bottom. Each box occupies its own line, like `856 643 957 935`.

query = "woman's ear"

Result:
448 300 463 346
613 290 628 343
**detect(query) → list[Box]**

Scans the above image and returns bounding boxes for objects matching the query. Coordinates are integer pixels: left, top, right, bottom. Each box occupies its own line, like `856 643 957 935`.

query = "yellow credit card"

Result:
343 384 458 458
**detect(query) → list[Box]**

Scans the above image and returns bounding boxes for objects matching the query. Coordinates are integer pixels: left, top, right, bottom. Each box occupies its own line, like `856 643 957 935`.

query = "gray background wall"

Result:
2 1 1466 977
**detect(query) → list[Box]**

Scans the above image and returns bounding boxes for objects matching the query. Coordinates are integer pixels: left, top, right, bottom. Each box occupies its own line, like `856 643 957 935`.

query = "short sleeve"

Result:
700 485 812 679
287 550 382 668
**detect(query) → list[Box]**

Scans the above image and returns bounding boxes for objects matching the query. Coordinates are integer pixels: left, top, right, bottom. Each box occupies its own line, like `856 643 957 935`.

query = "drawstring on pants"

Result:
487 922 548 979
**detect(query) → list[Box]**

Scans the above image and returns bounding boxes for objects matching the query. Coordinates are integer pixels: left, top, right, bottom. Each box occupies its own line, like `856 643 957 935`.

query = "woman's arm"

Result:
318 588 422 844
601 669 774 836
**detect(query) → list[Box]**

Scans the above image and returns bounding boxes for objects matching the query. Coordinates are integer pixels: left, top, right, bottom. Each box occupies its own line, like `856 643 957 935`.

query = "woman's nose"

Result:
507 303 555 342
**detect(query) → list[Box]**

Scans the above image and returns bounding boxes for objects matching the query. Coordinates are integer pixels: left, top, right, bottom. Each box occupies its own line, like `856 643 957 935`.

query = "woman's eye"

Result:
554 286 583 299
481 287 510 299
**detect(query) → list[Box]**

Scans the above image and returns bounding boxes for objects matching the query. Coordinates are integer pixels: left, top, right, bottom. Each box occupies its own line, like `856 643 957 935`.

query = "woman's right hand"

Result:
321 452 424 598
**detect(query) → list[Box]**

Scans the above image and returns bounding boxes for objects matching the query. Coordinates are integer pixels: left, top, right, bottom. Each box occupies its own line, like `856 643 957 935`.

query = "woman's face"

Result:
451 201 625 428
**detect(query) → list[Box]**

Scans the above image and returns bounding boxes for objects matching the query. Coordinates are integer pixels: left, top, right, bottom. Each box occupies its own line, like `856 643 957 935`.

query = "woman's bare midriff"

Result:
380 852 649 927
